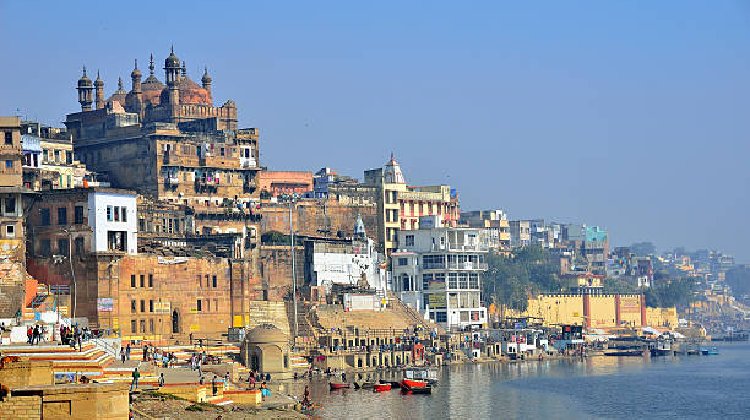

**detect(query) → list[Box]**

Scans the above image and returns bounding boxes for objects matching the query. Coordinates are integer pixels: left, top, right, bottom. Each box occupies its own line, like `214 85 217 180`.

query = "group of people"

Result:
26 325 45 345
60 325 85 351
142 344 178 368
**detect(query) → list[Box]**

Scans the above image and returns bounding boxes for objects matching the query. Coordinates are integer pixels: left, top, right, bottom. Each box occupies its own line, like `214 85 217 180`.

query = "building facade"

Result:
391 216 488 330
364 155 459 255
460 210 511 252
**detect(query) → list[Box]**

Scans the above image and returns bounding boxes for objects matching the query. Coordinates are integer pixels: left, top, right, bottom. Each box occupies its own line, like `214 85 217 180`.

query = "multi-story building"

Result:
304 216 385 297
391 216 488 330
257 171 313 198
0 117 24 246
63 51 260 211
509 220 531 248
460 210 511 252
21 121 88 191
0 116 27 318
364 155 459 255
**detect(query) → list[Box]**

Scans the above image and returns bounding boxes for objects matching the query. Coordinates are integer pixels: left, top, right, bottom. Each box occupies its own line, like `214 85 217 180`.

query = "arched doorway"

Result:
250 353 260 371
172 310 180 334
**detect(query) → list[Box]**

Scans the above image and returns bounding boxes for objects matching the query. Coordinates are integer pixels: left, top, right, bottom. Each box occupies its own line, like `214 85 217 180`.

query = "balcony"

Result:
194 177 219 192
422 262 488 271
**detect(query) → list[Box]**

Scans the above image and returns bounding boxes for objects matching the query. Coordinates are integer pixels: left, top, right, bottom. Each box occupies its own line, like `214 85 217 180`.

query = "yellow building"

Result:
511 294 677 331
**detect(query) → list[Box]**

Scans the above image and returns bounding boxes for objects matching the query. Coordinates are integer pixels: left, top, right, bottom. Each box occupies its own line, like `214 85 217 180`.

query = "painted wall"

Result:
88 192 137 254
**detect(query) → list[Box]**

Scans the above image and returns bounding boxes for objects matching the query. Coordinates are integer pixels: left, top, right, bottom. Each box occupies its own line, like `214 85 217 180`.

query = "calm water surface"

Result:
305 343 750 419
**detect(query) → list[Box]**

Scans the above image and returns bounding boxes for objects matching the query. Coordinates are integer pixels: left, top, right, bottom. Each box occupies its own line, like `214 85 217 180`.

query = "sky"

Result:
1 1 749 260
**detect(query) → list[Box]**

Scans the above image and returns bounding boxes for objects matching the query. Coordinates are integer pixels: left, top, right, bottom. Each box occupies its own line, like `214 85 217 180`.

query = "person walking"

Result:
211 375 218 396
131 368 140 390
32 325 40 345
27 326 33 345
120 347 126 364
158 372 165 388
125 343 131 360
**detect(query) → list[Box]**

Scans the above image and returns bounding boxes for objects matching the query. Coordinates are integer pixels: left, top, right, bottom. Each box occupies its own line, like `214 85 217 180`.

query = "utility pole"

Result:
289 195 298 338
281 193 300 339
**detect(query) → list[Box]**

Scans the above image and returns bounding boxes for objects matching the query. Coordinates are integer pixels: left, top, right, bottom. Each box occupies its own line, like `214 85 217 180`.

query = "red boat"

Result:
373 383 392 392
400 379 428 390
329 382 350 390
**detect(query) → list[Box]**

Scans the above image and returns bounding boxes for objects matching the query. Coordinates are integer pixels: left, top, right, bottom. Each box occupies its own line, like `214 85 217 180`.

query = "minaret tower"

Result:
77 66 94 111
126 59 143 117
164 47 181 117
94 70 105 110
201 67 212 96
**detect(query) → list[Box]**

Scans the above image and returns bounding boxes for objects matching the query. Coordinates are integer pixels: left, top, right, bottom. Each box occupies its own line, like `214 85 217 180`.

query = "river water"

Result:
304 343 750 419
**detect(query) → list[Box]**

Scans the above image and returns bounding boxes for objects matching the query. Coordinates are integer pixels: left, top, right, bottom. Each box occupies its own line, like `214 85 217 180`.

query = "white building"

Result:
89 190 138 254
391 215 488 330
304 216 385 294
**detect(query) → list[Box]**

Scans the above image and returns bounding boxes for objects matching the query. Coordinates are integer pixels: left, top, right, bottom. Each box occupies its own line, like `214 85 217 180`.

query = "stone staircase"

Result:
0 342 116 378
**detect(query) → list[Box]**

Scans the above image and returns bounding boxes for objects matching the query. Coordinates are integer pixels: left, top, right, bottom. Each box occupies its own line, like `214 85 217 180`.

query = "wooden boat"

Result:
402 385 432 395
650 348 672 357
401 379 428 390
700 347 719 356
329 382 350 390
604 350 644 357
373 383 392 392
380 379 401 389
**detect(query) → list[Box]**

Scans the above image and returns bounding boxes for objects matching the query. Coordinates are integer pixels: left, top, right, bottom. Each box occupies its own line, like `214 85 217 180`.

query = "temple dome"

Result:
158 76 212 106
245 324 288 344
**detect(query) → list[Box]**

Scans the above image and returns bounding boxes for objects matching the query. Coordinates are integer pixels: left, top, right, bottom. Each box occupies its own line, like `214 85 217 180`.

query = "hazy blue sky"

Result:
1 1 749 260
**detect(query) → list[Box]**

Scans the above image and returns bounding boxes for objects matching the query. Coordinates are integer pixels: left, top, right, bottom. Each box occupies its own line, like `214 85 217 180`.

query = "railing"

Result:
90 337 120 359
422 262 488 270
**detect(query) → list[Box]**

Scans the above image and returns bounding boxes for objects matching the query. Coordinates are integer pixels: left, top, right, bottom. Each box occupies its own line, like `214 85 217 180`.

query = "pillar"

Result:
614 294 621 327
640 294 647 327
582 294 591 329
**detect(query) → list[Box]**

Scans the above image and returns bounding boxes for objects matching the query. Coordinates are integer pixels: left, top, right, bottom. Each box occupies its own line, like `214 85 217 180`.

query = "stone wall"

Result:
260 199 377 239
0 395 41 420
0 383 129 420
259 246 304 301
0 258 27 318
0 360 54 388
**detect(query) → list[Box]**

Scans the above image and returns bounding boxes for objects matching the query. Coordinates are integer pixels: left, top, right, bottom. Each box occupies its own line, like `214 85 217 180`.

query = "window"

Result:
149 319 154 333
40 240 51 257
5 160 12 168
207 300 211 312
448 273 458 289
469 273 479 289
113 206 120 221
65 151 72 165
149 300 154 312
214 299 218 312
131 300 136 313
4 197 16 214
140 320 146 334
196 299 202 312
196 275 202 288
405 235 414 247
130 320 136 333
40 208 50 226
140 274 145 288
54 150 60 162
57 238 69 257
106 231 127 252
131 275 136 288
220 147 225 156
436 312 447 323
74 206 84 224
5 225 15 238
212 275 217 288
140 300 145 312
106 205 113 221
57 208 67 225
398 258 408 266
148 274 153 287
4 132 12 145
121 206 127 222
74 237 84 255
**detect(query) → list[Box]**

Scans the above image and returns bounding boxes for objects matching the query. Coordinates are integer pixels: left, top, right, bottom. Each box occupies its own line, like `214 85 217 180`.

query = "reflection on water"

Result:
302 344 750 419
